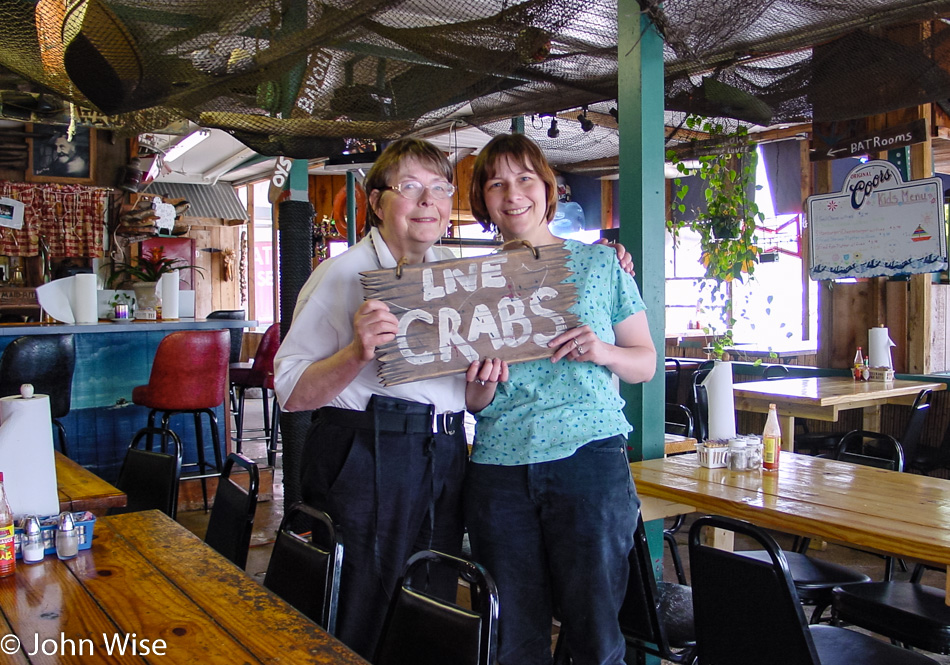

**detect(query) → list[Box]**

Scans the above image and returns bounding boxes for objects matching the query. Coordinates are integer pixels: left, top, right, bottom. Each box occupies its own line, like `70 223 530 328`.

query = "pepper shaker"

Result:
21 515 44 564
55 512 79 560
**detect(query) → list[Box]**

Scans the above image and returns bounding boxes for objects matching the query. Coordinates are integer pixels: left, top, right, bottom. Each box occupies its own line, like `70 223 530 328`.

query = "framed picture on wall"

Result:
25 123 96 185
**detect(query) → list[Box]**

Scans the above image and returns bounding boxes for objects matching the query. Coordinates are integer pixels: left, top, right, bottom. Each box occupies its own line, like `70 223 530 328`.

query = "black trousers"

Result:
300 395 467 659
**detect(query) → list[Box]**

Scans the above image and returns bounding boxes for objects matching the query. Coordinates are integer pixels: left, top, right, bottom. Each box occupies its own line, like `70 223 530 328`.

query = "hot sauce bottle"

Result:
0 472 15 577
762 404 782 472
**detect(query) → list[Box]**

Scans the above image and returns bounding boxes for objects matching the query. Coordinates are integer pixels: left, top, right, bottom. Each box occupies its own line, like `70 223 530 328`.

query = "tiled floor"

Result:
176 398 950 663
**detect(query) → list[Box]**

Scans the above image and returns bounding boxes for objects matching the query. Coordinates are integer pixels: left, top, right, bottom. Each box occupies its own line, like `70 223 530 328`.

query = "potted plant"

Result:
107 246 202 315
667 115 765 292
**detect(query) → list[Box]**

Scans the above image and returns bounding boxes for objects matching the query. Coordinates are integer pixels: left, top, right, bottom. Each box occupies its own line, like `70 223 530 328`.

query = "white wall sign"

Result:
807 160 947 280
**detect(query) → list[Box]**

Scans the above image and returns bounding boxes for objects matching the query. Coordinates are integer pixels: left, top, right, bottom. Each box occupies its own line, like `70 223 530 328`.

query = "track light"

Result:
579 107 594 132
547 118 560 138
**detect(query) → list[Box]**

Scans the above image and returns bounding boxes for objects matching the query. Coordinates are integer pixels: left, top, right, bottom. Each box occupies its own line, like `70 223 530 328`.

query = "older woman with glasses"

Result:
274 138 507 658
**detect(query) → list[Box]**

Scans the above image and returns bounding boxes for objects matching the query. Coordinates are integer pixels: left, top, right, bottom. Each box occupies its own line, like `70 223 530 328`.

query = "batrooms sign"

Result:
361 243 579 386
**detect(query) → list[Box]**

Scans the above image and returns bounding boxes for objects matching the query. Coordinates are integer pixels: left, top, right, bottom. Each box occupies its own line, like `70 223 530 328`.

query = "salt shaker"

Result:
728 438 749 471
21 515 44 564
55 512 79 560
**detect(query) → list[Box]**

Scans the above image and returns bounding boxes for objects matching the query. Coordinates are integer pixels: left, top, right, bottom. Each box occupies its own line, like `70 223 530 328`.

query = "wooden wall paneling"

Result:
931 284 949 373
452 154 475 222
603 179 615 229
884 279 908 373
190 226 213 317
816 160 835 368
308 174 337 224
828 282 871 369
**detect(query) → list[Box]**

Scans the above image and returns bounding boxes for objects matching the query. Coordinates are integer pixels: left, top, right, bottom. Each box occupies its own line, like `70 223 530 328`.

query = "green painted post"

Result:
510 116 525 134
346 171 357 247
618 0 667 599
618 0 665 464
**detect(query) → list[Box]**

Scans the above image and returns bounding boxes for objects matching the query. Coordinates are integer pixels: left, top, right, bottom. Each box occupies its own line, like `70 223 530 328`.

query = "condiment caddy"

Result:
12 511 95 560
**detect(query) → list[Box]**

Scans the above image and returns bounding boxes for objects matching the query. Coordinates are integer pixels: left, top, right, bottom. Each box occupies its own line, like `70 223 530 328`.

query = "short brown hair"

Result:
469 134 558 232
364 138 453 228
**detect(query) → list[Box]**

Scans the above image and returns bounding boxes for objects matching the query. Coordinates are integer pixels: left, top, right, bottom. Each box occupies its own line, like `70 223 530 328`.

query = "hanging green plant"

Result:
667 115 765 291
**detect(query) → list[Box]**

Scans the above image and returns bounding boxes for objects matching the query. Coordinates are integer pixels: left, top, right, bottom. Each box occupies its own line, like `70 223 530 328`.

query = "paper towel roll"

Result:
868 326 895 369
0 394 59 519
161 272 180 320
702 360 737 441
36 277 75 323
37 275 99 324
73 273 98 324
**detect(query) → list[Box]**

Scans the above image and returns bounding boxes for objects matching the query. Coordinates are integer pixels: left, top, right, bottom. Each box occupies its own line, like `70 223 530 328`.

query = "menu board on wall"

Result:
807 160 947 280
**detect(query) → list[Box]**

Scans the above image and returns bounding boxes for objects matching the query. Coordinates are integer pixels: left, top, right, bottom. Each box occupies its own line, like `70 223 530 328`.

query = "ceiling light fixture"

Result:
579 106 594 132
547 118 560 139
163 129 211 162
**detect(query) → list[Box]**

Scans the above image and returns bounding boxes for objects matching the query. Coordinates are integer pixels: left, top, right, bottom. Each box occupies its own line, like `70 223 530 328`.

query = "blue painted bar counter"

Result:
0 319 253 483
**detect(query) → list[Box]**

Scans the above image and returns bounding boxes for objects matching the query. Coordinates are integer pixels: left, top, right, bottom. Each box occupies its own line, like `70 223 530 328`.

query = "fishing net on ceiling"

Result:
1 0 950 158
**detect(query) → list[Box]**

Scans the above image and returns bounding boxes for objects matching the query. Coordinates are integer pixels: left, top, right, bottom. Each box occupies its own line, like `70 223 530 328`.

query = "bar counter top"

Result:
0 317 251 336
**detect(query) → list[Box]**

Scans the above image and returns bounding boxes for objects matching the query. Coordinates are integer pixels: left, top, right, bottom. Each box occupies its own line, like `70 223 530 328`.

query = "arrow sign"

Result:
810 118 926 162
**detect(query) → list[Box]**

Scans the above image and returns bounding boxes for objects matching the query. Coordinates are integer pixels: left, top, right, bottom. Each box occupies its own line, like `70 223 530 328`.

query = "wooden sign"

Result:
361 244 579 386
807 160 947 280
267 155 293 204
810 118 927 161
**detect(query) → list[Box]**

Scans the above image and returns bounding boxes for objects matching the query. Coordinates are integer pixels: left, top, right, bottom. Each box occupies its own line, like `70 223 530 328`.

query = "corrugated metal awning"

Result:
142 182 248 223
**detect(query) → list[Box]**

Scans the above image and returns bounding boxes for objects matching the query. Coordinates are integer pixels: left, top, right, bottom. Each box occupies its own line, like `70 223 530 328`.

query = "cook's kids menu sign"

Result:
807 160 947 280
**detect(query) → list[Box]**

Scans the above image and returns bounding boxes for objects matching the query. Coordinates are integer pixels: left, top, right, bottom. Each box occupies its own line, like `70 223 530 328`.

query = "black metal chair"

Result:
833 565 950 656
688 515 939 665
743 430 907 623
658 400 693 585
207 309 246 412
204 453 259 569
665 357 682 404
263 502 343 634
108 426 182 519
665 402 694 438
206 309 246 364
763 364 790 380
373 550 499 665
689 368 711 443
0 334 76 456
554 515 696 665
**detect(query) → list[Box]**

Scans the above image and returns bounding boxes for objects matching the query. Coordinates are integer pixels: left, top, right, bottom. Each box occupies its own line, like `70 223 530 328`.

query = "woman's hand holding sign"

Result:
352 299 398 362
465 357 509 413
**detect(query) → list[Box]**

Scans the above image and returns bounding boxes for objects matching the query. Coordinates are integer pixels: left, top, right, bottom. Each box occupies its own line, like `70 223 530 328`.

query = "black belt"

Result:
320 405 464 436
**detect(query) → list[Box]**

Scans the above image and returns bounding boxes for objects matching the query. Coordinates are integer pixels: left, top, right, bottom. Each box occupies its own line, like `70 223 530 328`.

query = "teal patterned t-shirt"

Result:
470 240 646 466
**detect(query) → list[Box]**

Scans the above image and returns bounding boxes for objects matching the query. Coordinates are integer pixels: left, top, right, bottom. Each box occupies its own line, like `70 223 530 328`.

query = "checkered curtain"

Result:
0 181 108 257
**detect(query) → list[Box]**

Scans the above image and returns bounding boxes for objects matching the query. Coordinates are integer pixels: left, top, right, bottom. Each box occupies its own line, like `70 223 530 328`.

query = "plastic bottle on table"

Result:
763 403 782 472
0 472 15 577
853 347 864 380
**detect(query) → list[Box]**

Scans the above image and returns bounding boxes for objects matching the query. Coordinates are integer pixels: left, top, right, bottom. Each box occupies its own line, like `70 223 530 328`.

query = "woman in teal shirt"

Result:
464 134 656 665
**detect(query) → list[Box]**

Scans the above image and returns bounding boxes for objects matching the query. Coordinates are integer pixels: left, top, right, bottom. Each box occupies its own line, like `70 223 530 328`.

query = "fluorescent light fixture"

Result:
164 130 210 162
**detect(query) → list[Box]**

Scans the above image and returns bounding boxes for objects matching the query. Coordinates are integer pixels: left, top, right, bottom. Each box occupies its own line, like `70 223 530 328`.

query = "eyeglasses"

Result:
380 180 455 200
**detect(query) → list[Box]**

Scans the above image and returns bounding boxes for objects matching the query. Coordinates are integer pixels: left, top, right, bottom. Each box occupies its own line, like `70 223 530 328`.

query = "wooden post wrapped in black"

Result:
276 199 313 517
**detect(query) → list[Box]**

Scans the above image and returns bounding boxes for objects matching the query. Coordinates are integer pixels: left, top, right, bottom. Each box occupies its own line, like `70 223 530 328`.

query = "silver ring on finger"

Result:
477 379 486 386
572 338 579 349
578 346 585 355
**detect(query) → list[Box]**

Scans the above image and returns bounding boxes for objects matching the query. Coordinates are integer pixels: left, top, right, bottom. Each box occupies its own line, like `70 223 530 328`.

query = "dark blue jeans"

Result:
464 435 639 665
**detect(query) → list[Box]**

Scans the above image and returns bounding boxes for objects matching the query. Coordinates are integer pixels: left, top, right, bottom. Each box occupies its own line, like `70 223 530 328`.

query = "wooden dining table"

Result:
0 510 369 664
631 451 950 603
733 376 946 451
55 451 127 516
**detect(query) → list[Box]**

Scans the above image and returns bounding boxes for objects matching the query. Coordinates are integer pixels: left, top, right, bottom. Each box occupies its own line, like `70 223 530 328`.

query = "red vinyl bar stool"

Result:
229 322 280 457
132 330 230 510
